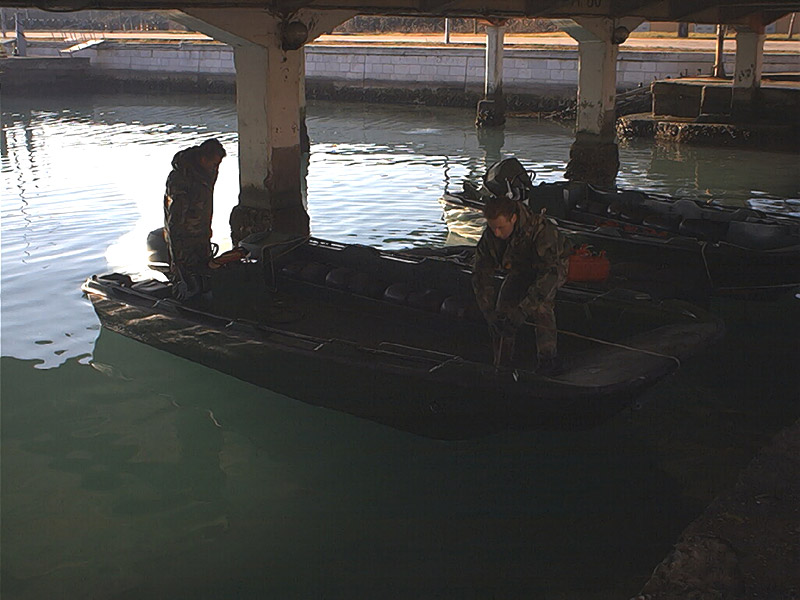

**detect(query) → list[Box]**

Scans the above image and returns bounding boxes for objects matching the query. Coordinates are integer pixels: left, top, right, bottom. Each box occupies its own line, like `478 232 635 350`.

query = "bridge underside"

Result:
5 0 798 28
4 0 797 234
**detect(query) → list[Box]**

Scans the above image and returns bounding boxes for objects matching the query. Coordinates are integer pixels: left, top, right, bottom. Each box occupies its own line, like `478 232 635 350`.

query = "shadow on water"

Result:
0 331 698 600
2 92 799 599
3 292 798 599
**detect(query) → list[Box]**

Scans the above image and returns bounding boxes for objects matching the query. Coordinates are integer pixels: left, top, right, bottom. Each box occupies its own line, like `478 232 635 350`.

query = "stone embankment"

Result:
2 33 799 113
634 418 800 600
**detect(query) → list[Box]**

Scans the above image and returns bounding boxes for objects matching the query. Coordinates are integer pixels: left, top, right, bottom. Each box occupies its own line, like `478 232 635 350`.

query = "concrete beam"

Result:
9 0 799 24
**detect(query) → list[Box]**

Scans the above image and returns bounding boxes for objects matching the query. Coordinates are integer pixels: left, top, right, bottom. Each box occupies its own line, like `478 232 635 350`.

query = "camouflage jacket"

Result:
472 202 571 316
163 146 217 271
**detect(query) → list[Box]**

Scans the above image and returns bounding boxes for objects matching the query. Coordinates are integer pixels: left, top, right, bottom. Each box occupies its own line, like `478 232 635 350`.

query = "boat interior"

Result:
134 237 715 377
527 182 799 251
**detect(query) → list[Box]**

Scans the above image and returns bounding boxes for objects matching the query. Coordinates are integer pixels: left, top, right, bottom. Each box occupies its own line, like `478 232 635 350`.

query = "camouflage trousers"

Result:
493 269 565 363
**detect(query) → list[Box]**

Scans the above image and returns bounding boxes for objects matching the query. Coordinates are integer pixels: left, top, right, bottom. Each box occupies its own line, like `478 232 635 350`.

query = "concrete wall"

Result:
12 40 800 96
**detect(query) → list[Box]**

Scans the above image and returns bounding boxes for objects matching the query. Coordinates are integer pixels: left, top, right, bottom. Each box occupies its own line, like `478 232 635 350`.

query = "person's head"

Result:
483 195 518 240
197 138 226 175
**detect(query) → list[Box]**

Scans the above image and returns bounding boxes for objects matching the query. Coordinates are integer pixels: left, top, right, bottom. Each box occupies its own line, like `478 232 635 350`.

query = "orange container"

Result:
567 245 610 282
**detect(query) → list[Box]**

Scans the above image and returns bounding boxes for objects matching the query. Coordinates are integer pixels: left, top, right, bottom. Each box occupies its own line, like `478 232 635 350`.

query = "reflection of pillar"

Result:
732 25 764 119
560 17 640 188
476 126 505 168
476 22 505 128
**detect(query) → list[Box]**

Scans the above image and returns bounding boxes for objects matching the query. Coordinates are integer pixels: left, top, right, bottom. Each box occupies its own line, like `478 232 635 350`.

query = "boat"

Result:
440 158 800 299
82 234 722 439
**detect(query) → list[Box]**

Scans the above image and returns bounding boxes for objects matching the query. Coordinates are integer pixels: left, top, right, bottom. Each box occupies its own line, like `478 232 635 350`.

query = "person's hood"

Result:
171 146 202 173
508 201 546 244
170 145 217 185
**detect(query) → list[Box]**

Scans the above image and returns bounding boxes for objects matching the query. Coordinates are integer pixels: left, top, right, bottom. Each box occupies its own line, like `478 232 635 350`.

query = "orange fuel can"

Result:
567 245 610 282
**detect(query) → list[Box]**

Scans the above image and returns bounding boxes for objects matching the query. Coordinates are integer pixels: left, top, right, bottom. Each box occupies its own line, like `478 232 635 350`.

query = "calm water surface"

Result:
2 93 798 599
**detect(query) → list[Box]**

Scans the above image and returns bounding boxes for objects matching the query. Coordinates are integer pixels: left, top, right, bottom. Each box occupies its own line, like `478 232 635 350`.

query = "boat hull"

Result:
82 239 723 438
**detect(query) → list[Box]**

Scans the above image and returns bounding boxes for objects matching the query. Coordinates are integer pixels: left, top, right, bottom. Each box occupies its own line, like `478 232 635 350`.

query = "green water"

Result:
2 92 798 599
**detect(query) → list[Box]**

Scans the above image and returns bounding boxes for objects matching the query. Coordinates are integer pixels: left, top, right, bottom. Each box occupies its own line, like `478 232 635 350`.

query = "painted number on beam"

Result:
569 0 607 9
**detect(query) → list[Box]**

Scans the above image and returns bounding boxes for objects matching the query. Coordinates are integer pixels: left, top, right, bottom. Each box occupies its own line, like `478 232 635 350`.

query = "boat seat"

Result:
325 267 356 291
610 191 647 224
299 262 331 285
340 244 382 265
130 279 172 299
440 295 481 320
384 282 412 305
726 221 794 250
729 208 763 222
670 199 704 220
407 288 448 312
280 261 307 278
347 272 387 299
678 219 730 243
642 214 682 231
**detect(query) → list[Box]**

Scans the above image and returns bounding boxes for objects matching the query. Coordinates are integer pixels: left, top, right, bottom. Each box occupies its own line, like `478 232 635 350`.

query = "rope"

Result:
699 241 716 290
523 319 682 367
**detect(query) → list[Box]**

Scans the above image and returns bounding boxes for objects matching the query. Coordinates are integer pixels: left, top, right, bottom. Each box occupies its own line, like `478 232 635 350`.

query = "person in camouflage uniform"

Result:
472 195 571 374
163 138 226 300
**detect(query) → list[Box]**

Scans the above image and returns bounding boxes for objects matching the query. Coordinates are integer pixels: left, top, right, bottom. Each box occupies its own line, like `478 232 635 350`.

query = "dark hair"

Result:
483 195 518 220
198 138 226 160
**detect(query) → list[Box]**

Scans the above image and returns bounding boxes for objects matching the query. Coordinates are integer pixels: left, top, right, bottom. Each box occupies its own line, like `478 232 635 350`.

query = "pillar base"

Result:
300 118 311 154
564 136 619 189
476 99 506 129
230 205 274 246
229 204 310 246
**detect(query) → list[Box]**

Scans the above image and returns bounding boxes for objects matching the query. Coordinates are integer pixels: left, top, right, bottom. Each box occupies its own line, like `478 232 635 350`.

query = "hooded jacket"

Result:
163 146 217 272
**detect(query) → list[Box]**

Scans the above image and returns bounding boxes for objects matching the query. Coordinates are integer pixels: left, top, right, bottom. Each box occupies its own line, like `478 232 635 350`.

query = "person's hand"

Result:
489 311 517 337
507 306 527 327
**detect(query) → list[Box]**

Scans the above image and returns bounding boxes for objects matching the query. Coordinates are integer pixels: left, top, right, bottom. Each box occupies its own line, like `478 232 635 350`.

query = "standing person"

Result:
163 138 226 300
472 195 571 374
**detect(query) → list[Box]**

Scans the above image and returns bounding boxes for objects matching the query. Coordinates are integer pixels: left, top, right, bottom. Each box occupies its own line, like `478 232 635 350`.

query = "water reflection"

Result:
2 92 799 600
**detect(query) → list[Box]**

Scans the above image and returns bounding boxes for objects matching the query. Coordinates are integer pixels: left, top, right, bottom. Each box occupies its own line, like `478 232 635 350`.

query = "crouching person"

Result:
472 195 571 375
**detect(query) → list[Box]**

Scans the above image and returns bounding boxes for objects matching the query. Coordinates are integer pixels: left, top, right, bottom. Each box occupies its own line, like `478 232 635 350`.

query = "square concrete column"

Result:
171 8 353 240
558 17 640 188
732 26 765 118
476 22 506 128
234 42 303 209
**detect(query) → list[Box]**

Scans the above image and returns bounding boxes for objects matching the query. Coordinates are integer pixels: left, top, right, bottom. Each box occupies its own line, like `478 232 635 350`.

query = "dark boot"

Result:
536 355 563 376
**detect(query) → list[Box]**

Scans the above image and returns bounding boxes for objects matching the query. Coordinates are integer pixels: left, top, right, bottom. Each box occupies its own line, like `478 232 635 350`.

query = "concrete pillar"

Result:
299 46 310 154
713 25 727 78
168 8 353 241
14 13 26 57
558 17 641 189
231 41 307 240
476 22 506 128
732 25 765 118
